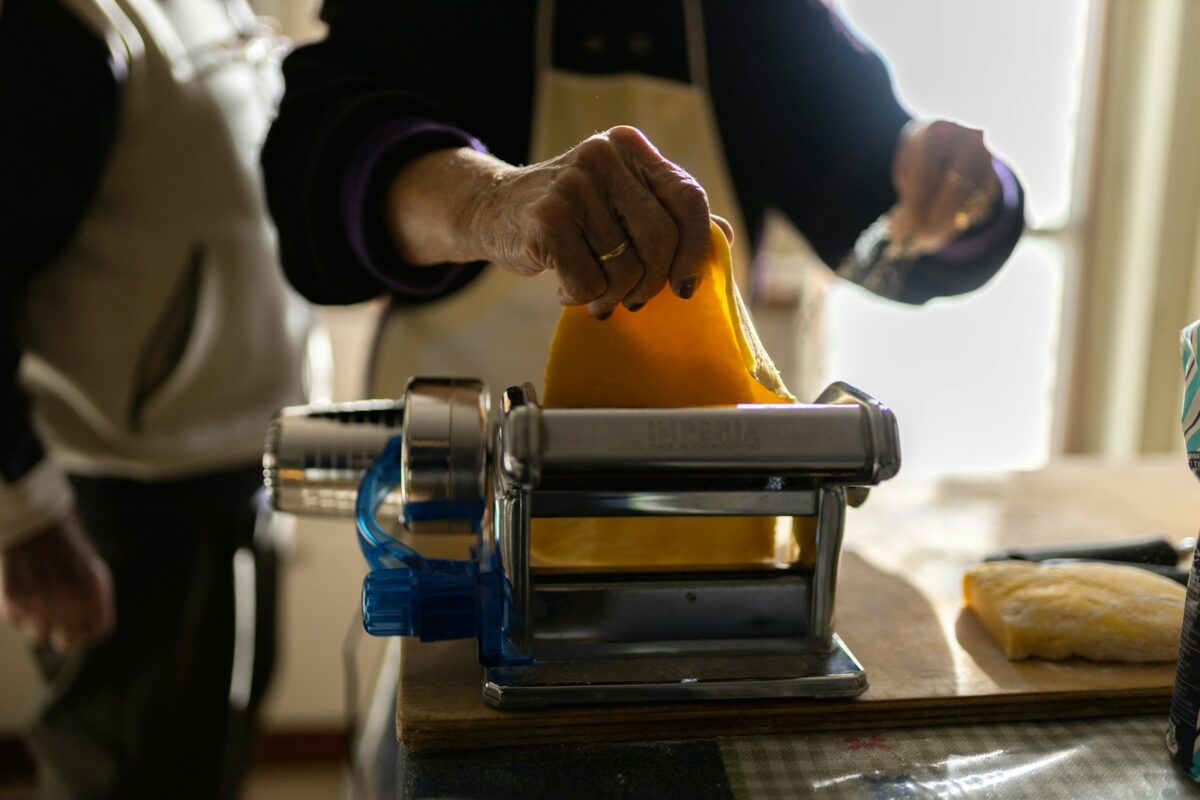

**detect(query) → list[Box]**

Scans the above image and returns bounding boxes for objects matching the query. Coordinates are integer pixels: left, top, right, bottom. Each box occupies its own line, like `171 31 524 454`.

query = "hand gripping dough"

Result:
963 560 1186 662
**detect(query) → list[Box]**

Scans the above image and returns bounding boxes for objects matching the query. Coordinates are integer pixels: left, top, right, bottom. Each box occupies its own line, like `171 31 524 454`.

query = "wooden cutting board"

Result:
396 456 1200 751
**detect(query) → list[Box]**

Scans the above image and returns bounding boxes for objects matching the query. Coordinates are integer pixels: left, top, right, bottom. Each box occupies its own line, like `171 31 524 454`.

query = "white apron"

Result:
19 0 306 479
370 0 754 400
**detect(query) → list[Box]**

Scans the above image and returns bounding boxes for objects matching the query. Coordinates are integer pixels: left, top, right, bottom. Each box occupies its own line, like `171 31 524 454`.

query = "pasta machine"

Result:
263 377 900 708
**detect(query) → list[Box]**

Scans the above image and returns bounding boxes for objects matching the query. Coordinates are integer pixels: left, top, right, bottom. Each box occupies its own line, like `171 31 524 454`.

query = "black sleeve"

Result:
260 1 521 306
707 0 1024 304
0 0 120 483
261 14 434 306
706 0 911 267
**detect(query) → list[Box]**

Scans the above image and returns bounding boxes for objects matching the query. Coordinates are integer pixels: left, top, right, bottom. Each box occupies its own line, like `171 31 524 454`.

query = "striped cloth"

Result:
1183 321 1200 456
721 716 1196 799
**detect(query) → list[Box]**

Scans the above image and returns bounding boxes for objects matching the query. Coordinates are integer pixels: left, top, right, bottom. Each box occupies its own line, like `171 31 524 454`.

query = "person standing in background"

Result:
261 0 1025 401
0 0 308 796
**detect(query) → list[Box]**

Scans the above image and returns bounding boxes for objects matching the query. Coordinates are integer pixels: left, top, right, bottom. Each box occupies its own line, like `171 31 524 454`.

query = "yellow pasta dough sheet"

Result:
534 221 806 569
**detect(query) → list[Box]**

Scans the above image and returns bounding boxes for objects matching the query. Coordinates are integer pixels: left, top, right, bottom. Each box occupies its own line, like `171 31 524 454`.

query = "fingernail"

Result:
627 303 645 312
678 276 697 299
596 310 612 321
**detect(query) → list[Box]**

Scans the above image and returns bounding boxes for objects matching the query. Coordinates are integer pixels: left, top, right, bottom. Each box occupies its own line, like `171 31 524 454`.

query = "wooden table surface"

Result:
397 455 1200 751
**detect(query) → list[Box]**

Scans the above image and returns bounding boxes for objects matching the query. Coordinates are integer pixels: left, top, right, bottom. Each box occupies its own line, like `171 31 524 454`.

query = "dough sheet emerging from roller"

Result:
534 221 806 568
964 561 1186 662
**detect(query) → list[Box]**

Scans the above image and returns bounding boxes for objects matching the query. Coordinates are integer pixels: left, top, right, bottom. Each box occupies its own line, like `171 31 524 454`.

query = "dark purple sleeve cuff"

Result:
341 118 489 301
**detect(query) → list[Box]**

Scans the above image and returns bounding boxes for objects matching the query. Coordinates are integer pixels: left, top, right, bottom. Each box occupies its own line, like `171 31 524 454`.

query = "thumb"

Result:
711 215 735 246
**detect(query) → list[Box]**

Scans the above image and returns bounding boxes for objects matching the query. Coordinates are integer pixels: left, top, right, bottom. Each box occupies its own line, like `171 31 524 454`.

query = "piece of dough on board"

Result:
963 560 1186 662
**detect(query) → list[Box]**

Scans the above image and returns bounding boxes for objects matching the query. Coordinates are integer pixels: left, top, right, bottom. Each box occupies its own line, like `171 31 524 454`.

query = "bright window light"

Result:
836 0 1092 228
823 0 1092 474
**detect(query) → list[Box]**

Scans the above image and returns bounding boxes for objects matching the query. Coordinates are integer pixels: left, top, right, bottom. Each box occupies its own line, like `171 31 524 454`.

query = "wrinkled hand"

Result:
887 119 1001 259
1 512 115 653
470 125 730 318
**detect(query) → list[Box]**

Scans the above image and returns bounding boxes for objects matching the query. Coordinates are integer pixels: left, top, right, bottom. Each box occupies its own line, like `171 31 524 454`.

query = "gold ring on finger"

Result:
596 238 631 263
946 170 972 190
964 187 991 215
955 188 994 231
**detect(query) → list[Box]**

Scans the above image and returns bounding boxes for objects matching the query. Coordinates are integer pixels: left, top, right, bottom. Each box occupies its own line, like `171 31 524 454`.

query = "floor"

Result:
0 762 346 800
245 763 345 799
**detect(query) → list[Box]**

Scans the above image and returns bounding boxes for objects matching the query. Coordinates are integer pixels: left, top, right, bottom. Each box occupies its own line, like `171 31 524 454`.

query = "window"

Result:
822 0 1094 474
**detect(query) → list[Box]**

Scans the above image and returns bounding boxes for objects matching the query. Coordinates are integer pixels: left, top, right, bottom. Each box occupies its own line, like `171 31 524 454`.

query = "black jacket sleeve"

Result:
266 0 1024 309
0 0 120 484
260 2 520 306
706 0 1023 304
706 0 910 267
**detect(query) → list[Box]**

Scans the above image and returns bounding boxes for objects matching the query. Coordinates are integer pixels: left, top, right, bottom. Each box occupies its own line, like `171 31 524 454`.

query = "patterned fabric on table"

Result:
721 716 1195 799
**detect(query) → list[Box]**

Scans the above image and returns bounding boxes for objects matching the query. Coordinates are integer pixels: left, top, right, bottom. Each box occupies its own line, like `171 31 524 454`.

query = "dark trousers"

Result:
24 466 276 800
